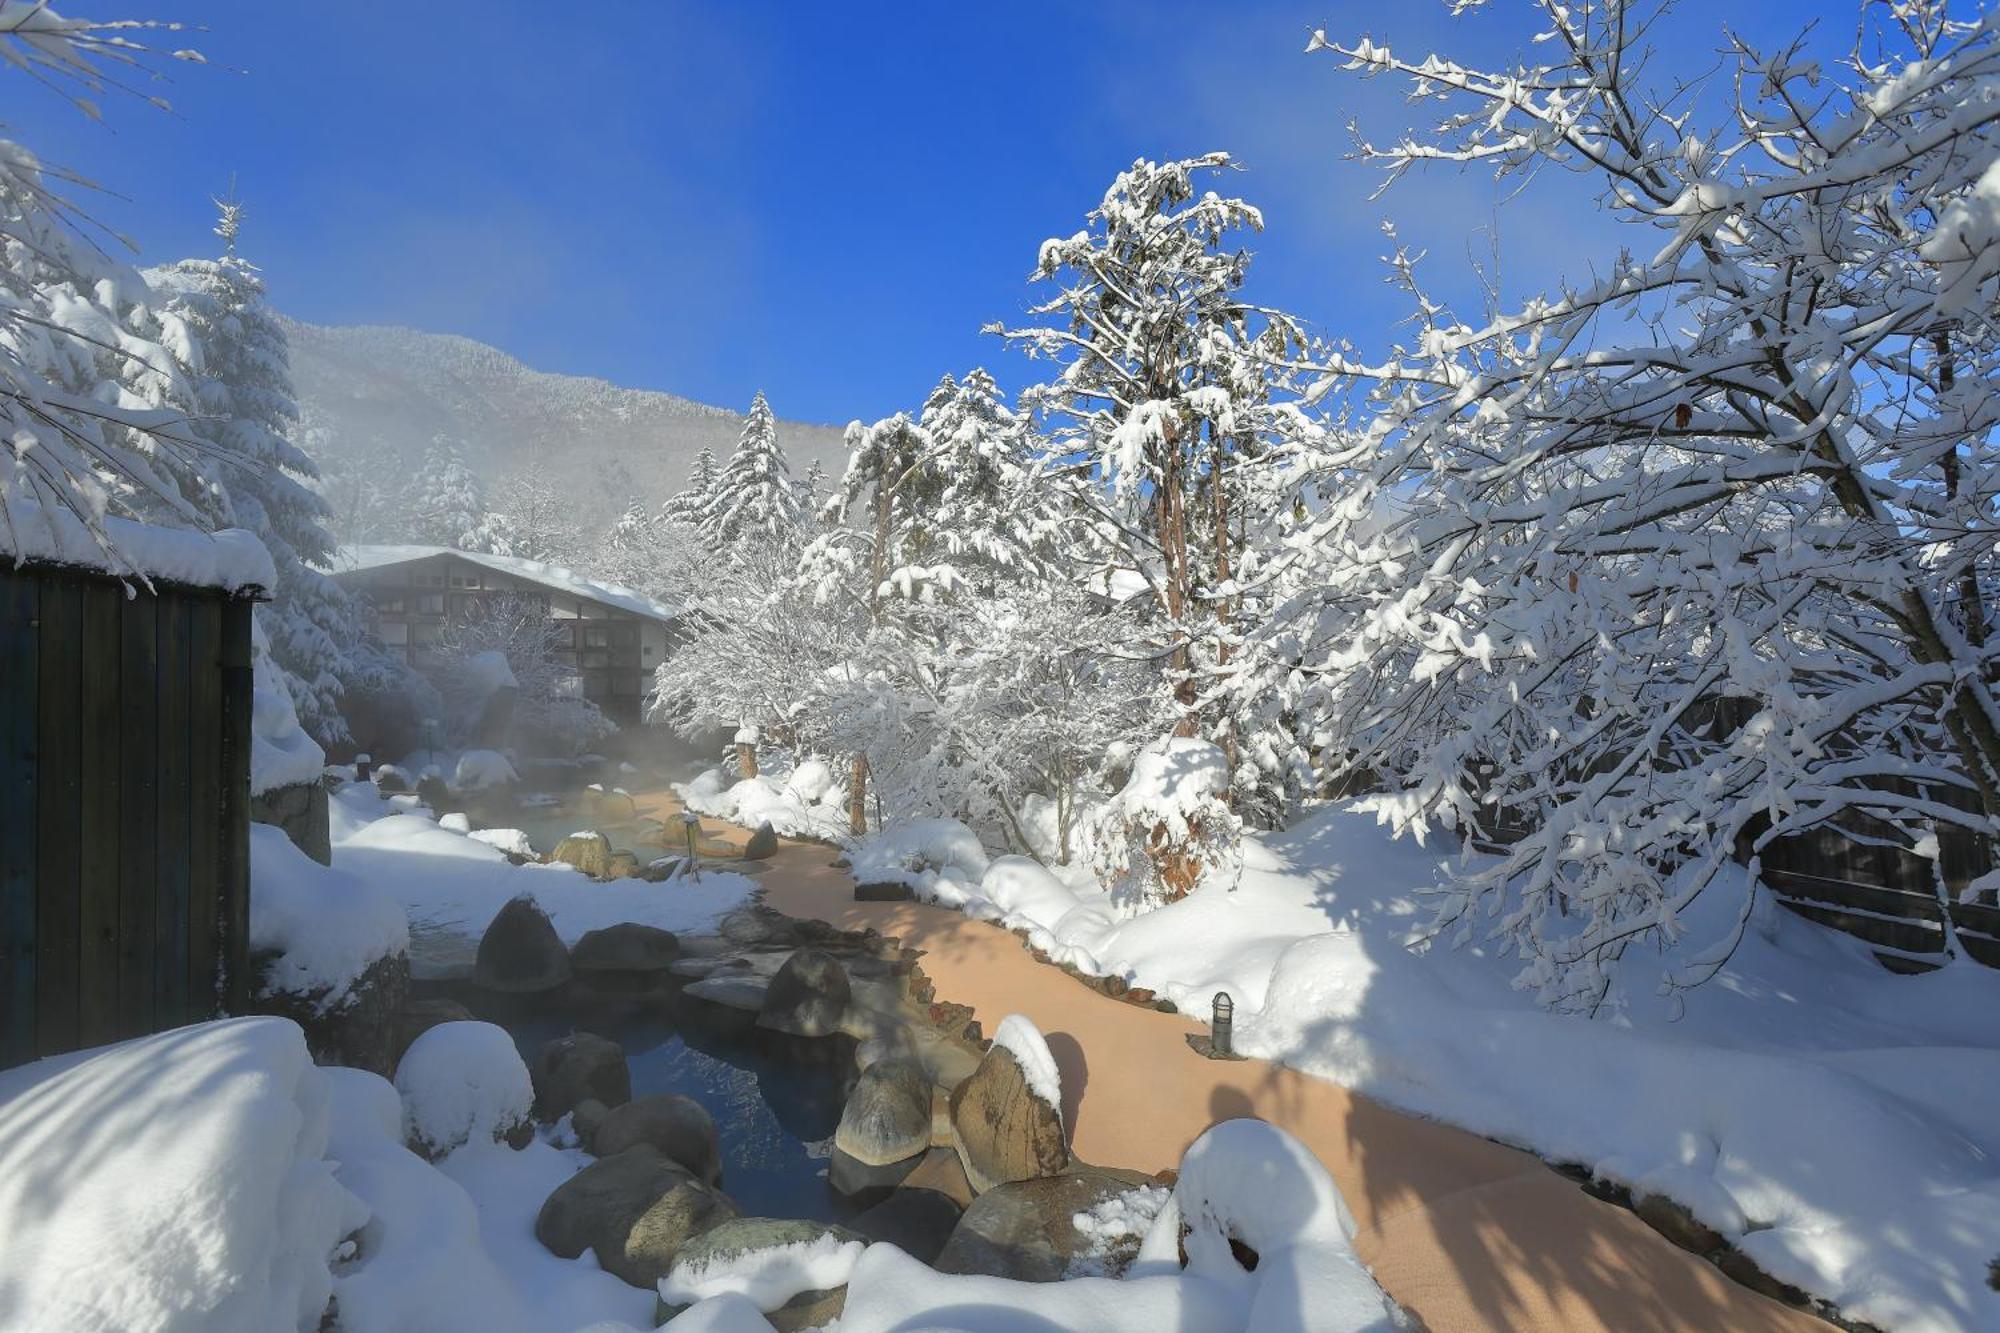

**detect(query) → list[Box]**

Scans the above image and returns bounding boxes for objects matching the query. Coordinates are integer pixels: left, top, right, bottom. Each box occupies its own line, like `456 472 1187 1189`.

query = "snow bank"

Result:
250 616 326 796
0 1018 366 1333
933 802 2000 1331
991 1013 1062 1115
454 749 520 791
469 826 536 858
325 1067 653 1332
1 497 275 590
330 804 754 955
658 1232 865 1311
836 1241 1239 1331
251 823 409 1009
394 1022 533 1159
849 817 992 906
678 770 849 840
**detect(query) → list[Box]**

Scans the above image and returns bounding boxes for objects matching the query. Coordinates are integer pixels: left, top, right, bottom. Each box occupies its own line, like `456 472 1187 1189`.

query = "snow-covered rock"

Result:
0 1019 366 1333
850 818 992 907
394 1021 534 1160
251 822 409 1009
454 748 519 791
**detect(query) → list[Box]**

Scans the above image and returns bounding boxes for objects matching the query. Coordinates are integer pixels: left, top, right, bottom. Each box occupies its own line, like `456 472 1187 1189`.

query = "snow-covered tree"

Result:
661 446 719 527
995 153 1312 785
147 202 360 743
703 391 802 545
465 473 574 564
1278 0 2000 1009
409 434 484 548
0 9 214 576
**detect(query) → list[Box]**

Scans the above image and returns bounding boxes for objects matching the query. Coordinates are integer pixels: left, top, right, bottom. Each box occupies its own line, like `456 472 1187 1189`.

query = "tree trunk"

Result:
848 756 868 835
737 742 757 780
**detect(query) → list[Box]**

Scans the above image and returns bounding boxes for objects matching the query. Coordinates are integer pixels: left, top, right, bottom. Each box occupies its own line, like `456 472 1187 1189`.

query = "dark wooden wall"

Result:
1 562 254 1070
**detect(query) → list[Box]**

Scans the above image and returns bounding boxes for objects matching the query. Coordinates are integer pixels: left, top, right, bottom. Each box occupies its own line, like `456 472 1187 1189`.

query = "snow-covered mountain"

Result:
282 319 849 538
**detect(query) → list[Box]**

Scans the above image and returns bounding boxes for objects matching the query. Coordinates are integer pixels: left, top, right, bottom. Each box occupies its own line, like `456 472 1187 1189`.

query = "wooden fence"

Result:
0 561 255 1070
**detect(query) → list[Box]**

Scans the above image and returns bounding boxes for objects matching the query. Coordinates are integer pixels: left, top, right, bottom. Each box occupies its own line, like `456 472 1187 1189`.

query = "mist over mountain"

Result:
281 319 850 544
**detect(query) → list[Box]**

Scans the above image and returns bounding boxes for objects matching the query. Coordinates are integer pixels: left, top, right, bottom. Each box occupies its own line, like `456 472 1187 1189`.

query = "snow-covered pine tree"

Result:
800 457 828 522
660 446 719 527
1284 0 2000 1009
146 199 360 743
0 10 216 575
702 391 802 546
409 434 484 548
996 154 1312 841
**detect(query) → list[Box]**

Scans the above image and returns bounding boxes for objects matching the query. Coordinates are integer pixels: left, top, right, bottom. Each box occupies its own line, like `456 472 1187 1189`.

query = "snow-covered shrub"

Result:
0 1018 368 1333
678 772 848 840
1087 738 1241 911
393 1021 533 1161
849 818 992 907
250 824 409 1010
785 757 834 802
454 749 519 792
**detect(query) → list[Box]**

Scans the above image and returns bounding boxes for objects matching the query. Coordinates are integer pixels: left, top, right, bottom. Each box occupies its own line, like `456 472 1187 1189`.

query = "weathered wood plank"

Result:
154 594 191 1027
1761 869 1945 924
1776 898 1948 957
0 570 39 1068
33 577 82 1058
76 580 121 1048
117 591 159 1040
217 600 253 1013
186 596 222 1017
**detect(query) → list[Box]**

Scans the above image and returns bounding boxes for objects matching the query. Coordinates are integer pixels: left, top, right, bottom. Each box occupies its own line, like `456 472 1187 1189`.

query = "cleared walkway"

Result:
636 792 1829 1333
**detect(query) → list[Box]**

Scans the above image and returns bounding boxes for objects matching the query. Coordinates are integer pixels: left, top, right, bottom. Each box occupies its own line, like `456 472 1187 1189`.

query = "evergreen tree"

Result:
660 446 718 526
702 391 801 545
409 434 484 547
146 197 360 743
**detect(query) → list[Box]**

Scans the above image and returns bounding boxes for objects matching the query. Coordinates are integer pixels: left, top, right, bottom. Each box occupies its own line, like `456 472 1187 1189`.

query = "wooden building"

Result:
332 545 678 727
1 530 266 1071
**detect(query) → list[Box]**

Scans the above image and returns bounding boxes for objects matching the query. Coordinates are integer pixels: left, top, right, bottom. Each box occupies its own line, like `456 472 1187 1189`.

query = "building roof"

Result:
333 544 678 622
2 499 275 593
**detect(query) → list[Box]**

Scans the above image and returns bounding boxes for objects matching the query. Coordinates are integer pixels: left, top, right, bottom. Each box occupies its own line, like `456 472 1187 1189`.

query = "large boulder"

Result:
756 948 850 1038
252 949 410 1077
530 1030 631 1121
535 1143 736 1286
571 923 680 974
606 850 641 880
948 1038 1068 1193
828 1146 923 1196
658 1218 864 1332
743 821 779 860
934 1170 1143 1281
848 1188 964 1265
474 897 572 994
834 1058 932 1167
591 1093 722 1185
552 831 614 877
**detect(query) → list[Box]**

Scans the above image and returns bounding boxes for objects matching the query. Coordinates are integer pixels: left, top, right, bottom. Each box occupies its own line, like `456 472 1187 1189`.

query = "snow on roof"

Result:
1 500 275 593
333 544 678 622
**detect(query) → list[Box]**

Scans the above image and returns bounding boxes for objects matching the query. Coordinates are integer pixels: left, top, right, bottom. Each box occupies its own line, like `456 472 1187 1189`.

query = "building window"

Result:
643 644 654 658
582 650 610 669
378 595 405 614
379 622 409 645
584 626 609 648
417 593 444 615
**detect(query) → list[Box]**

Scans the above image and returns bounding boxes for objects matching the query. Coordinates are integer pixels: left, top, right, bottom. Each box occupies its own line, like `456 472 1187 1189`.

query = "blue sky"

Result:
25 0 1830 426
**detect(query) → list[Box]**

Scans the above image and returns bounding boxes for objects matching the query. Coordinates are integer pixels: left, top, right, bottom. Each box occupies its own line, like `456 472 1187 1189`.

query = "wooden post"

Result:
737 741 758 780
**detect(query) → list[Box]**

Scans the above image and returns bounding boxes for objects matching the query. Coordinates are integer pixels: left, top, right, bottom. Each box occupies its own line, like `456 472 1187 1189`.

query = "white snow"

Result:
678 770 849 840
1921 157 2000 314
847 817 992 906
0 497 276 591
1067 1183 1172 1278
439 812 473 833
834 1241 1240 1331
657 1233 865 1312
784 757 834 802
469 826 536 858
250 823 409 1008
0 1018 366 1333
250 616 327 796
393 1021 533 1159
934 802 2000 1332
454 748 520 791
335 544 679 623
327 784 754 971
990 1013 1062 1116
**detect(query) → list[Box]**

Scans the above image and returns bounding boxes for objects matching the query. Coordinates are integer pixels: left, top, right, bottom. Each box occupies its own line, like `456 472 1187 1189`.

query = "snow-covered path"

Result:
634 789 1831 1333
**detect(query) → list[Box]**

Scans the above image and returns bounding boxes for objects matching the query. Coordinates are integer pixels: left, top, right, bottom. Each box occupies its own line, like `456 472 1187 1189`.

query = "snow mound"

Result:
658 1232 865 1312
678 770 849 840
849 818 992 907
991 1014 1062 1116
394 1021 533 1160
469 827 536 858
250 617 326 796
440 812 473 833
836 1241 1236 1331
784 758 834 802
981 855 1088 935
0 1018 367 1333
454 749 519 791
251 823 409 1009
1133 1118 1402 1331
